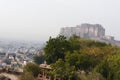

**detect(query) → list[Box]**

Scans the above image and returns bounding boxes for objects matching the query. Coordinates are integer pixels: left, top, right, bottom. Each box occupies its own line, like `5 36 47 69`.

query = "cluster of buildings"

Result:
0 51 33 74
60 23 120 46
0 40 44 74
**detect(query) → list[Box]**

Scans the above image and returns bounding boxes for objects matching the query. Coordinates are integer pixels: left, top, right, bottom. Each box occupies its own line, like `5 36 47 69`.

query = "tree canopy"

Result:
24 63 41 77
21 35 120 80
50 59 78 80
44 35 72 64
33 55 45 64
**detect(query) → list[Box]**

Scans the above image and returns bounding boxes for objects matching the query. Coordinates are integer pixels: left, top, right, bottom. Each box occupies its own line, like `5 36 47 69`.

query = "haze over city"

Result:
0 0 120 41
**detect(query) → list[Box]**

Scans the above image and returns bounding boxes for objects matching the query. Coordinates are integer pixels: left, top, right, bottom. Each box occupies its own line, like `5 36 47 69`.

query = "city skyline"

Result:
0 0 120 41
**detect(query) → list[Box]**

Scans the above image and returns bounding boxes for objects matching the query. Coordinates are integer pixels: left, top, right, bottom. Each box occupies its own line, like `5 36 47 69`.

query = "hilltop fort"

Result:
59 23 120 46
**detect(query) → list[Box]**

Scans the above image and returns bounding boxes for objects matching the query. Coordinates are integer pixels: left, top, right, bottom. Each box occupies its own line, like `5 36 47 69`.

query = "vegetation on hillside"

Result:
20 35 120 80
24 63 41 77
44 35 120 80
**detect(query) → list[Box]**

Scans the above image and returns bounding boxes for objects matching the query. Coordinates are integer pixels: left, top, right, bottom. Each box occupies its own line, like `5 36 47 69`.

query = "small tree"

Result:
24 63 40 77
19 72 35 80
69 35 81 51
34 55 45 64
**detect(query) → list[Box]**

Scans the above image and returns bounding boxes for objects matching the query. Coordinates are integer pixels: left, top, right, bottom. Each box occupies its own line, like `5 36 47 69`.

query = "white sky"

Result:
0 0 120 41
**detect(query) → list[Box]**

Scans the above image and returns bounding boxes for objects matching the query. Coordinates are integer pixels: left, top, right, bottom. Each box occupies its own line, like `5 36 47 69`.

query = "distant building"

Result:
103 36 114 41
60 23 105 38
59 23 120 47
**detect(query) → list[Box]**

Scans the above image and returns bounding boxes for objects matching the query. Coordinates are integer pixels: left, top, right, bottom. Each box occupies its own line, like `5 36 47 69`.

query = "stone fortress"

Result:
60 23 120 46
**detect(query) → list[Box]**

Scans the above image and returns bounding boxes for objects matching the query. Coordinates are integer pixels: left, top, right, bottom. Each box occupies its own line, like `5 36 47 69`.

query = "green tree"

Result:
95 62 110 79
95 53 120 80
24 63 41 77
65 51 94 71
69 35 81 51
34 55 44 64
106 53 120 80
44 35 71 64
50 59 79 80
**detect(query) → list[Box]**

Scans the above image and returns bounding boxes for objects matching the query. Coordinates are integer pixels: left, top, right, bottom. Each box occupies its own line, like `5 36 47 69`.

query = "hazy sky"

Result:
0 0 120 41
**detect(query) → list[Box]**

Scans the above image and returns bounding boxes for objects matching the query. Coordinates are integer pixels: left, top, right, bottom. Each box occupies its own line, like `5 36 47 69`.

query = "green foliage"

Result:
33 55 44 64
95 53 120 80
19 72 35 80
79 39 108 48
95 62 110 79
106 53 120 80
78 71 105 80
69 35 81 51
44 35 120 80
65 51 93 70
24 63 41 77
44 35 71 64
50 59 79 80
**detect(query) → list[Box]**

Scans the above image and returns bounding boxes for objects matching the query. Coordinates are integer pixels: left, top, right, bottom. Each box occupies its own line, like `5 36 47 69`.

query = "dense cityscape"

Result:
0 40 44 80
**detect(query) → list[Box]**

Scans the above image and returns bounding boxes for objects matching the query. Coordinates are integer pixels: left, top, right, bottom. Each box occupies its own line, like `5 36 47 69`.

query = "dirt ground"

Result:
0 73 19 80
